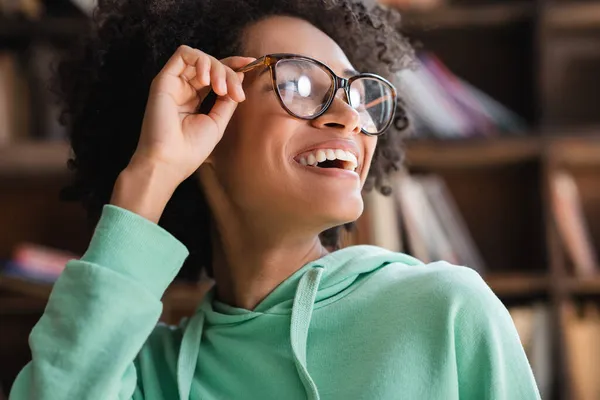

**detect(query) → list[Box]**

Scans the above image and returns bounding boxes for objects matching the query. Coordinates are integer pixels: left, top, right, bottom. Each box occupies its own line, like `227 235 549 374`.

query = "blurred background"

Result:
1 0 599 399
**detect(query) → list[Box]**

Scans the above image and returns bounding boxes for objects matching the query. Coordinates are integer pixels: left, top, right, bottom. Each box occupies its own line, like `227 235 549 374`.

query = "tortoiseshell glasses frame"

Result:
235 53 398 136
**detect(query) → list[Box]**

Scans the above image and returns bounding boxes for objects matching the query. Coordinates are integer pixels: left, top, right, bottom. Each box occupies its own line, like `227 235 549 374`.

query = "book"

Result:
508 303 553 400
27 43 69 141
0 51 30 145
394 173 432 262
550 171 599 277
392 172 485 271
2 242 80 283
418 174 487 273
562 301 600 400
363 182 403 252
396 51 527 139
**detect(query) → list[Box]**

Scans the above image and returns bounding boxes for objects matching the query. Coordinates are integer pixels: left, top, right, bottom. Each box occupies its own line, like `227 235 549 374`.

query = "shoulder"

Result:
365 259 509 327
372 259 493 301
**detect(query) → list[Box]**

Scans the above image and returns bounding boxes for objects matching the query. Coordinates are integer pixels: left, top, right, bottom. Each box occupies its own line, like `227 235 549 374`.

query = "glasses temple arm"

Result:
235 56 267 73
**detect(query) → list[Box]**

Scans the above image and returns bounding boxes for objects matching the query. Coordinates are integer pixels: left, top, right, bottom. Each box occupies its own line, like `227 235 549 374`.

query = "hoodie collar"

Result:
176 245 423 400
204 244 418 319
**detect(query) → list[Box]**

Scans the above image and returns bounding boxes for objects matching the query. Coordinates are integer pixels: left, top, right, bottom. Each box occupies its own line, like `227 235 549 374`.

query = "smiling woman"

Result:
9 0 541 399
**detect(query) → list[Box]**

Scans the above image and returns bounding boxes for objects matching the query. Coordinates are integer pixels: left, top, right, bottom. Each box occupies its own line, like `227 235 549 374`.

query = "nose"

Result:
310 89 361 135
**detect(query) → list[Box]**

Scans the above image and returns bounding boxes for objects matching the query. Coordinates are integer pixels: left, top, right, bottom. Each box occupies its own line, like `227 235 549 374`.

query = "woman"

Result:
10 0 541 399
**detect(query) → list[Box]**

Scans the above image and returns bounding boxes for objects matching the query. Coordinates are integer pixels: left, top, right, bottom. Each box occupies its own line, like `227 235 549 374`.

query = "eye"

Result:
279 75 313 97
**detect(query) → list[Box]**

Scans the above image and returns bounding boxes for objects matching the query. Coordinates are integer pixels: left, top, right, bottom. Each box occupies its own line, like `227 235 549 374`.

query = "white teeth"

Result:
315 149 327 163
297 148 359 171
334 149 347 161
345 151 358 168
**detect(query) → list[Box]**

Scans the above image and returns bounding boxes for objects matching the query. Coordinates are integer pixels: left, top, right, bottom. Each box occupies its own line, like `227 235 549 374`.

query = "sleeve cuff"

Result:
80 204 190 298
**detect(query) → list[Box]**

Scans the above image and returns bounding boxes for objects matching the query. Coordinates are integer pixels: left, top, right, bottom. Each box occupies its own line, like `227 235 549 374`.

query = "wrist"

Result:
110 159 180 223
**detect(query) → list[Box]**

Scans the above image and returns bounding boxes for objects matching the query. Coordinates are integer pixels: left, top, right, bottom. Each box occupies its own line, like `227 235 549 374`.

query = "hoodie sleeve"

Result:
9 204 189 400
453 268 542 400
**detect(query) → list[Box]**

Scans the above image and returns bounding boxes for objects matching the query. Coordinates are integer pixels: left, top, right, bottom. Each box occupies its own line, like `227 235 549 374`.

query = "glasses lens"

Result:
349 77 395 134
275 59 334 118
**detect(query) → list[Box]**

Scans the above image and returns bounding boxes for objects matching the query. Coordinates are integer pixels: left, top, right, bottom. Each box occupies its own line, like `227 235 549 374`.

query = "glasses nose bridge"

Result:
333 75 351 104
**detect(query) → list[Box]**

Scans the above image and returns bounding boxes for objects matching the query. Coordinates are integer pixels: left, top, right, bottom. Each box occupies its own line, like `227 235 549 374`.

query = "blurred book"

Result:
27 43 69 141
509 302 553 400
562 301 600 400
550 170 599 277
0 51 31 145
0 0 43 18
396 52 527 139
390 172 486 272
363 185 403 252
2 242 79 283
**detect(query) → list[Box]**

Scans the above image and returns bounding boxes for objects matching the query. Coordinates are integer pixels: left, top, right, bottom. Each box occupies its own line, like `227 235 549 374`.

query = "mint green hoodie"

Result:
10 204 541 400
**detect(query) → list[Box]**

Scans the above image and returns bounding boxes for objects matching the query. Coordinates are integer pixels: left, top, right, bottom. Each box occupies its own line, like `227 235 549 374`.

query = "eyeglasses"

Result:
236 53 398 136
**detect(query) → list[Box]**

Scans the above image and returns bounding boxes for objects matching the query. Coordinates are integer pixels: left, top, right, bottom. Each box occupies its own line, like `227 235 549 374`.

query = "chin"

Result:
320 194 364 227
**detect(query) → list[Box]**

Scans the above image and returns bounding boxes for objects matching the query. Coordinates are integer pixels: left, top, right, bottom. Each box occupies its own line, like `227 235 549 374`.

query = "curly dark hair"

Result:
55 0 415 280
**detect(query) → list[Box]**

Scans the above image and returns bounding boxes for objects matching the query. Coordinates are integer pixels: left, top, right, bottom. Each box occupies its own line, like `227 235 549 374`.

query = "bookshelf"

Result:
0 140 71 176
1 0 600 399
393 0 600 397
0 16 88 39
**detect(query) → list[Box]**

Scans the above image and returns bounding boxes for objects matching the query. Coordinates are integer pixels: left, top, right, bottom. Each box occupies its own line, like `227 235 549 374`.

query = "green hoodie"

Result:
10 204 541 400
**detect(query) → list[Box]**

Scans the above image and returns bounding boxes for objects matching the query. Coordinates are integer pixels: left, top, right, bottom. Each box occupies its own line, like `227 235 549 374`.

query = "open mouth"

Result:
296 149 359 172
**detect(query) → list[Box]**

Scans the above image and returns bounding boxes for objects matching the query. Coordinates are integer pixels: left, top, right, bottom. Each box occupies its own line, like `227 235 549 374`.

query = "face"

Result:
199 16 378 234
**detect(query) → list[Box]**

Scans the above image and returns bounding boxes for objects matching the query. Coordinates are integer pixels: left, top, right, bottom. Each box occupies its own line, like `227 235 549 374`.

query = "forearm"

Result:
10 205 189 400
110 158 180 224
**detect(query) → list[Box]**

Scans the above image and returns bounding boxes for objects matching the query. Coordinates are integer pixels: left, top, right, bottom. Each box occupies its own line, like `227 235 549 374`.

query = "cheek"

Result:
215 97 301 198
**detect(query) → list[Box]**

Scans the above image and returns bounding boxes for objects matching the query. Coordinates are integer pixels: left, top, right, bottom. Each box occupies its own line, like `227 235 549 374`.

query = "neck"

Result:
210 222 329 310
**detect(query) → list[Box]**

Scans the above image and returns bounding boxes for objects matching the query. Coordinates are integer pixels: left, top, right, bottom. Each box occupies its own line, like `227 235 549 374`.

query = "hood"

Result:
176 245 423 400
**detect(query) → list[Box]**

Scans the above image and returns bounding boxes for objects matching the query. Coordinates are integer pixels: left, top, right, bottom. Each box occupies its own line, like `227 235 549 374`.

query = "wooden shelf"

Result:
567 276 600 295
485 273 550 297
547 135 600 167
0 274 52 300
0 272 212 306
0 17 89 39
0 141 71 177
401 3 534 30
404 136 541 169
544 3 600 29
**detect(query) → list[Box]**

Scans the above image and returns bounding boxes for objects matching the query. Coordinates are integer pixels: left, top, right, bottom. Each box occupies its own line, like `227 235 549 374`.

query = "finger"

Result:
225 66 245 102
210 58 227 96
208 95 239 133
160 45 205 78
186 57 210 90
219 56 257 71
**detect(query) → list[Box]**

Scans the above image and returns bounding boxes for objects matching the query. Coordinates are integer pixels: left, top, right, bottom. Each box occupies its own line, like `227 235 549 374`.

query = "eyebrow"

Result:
344 68 360 77
257 64 360 77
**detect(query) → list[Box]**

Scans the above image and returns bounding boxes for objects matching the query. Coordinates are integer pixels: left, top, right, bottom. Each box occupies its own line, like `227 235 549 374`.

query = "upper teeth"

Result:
298 149 358 171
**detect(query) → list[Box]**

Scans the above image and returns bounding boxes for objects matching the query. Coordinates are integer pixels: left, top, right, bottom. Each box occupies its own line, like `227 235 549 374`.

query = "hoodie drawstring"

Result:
290 266 324 400
176 266 324 400
177 311 205 400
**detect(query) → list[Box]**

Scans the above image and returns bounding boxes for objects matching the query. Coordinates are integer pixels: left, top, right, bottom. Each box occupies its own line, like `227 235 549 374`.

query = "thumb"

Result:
184 92 239 141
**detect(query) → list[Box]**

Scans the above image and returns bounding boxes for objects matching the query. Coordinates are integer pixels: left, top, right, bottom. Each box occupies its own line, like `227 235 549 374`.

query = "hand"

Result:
111 46 255 223
132 45 255 184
